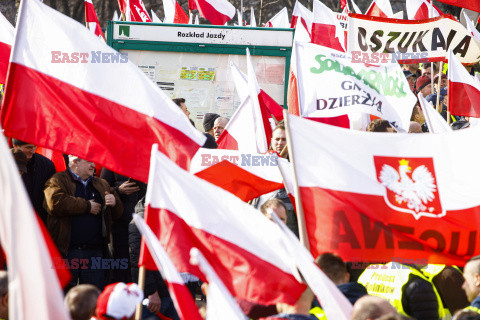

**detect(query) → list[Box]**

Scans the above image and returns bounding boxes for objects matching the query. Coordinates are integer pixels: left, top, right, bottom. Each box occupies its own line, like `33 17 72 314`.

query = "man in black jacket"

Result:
100 169 146 284
13 139 56 224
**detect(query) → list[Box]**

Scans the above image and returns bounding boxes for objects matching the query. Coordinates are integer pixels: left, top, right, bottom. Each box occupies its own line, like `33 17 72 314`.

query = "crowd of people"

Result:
366 62 474 134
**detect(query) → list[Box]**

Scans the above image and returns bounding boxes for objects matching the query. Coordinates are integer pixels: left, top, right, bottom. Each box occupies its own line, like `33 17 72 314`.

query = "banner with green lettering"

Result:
296 43 416 132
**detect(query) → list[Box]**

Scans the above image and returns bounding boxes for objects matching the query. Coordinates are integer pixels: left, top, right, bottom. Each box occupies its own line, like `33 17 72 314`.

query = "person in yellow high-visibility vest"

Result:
358 262 444 320
461 256 480 314
421 264 469 316
310 253 368 320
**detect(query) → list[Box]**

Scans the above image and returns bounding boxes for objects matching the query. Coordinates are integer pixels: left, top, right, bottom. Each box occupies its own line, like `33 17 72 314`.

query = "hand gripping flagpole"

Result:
283 110 309 250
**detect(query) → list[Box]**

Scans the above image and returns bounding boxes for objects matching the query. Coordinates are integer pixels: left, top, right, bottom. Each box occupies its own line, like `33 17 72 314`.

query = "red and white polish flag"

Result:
194 0 235 25
133 215 203 320
84 0 105 41
287 21 311 116
311 0 345 52
230 58 284 125
140 145 306 306
127 0 152 22
216 96 268 153
190 248 249 320
264 7 290 28
190 148 285 201
0 129 70 320
448 50 480 118
291 1 313 35
218 50 271 153
288 113 480 265
0 0 206 183
0 11 14 84
406 0 443 20
365 0 394 18
162 0 189 24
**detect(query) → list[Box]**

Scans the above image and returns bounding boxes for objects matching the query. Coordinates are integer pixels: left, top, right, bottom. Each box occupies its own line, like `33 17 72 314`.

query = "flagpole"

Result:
240 0 244 26
134 266 146 320
447 75 451 126
283 110 309 249
436 61 443 107
259 0 263 25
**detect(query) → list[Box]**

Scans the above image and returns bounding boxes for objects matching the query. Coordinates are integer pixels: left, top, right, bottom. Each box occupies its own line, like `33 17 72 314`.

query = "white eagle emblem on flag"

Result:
374 157 444 219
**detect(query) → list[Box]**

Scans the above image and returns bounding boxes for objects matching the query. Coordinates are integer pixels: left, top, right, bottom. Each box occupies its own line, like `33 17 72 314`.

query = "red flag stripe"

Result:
216 129 239 150
141 206 306 306
449 81 480 117
311 23 345 52
174 2 190 23
194 160 284 201
166 282 202 320
301 186 480 266
0 42 11 84
1 63 200 182
435 0 480 13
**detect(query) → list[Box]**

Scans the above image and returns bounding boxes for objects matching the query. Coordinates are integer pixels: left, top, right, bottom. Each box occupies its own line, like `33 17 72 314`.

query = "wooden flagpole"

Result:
134 266 146 320
436 61 443 108
447 75 451 126
283 110 309 249
259 0 263 25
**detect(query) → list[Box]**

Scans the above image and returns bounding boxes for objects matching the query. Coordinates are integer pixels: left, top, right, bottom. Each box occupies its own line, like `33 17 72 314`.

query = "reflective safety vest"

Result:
420 264 452 319
465 306 480 314
358 262 448 320
310 306 327 320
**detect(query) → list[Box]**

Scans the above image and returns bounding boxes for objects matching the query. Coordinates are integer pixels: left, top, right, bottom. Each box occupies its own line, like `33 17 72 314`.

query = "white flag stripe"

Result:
190 248 248 320
265 7 290 28
151 10 162 23
246 48 269 153
277 157 295 196
230 61 249 102
418 93 451 133
0 11 14 45
463 11 480 43
448 50 480 88
288 114 480 210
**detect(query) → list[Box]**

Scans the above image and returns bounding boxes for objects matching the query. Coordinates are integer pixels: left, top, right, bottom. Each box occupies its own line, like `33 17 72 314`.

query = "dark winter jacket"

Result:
22 153 56 223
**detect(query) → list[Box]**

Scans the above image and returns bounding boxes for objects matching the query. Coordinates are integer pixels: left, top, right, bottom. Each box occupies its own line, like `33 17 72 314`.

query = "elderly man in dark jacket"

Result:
44 156 123 291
